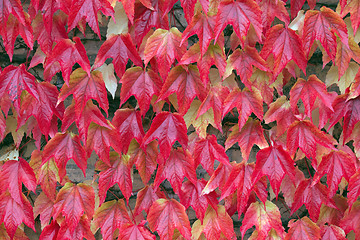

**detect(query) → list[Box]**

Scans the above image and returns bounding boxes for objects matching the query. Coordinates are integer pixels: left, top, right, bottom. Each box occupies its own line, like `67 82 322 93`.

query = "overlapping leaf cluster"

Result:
1 0 360 239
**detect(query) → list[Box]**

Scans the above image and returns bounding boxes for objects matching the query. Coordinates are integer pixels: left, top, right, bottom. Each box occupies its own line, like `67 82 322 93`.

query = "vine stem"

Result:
304 158 313 178
280 197 300 220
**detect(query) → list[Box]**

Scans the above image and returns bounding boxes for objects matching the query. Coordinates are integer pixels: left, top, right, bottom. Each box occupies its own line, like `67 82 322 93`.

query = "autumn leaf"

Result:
0 158 37 205
197 84 229 131
93 33 143 78
285 217 321 240
153 148 197 194
42 132 88 180
19 81 63 136
29 150 59 200
86 122 123 165
240 201 284 239
157 65 207 115
313 150 356 198
181 9 216 56
92 199 131 240
142 112 188 159
261 25 306 78
202 163 233 195
58 68 109 115
57 215 95 240
225 45 268 85
191 205 236 240
134 185 165 216
39 220 60 240
320 224 346 240
144 27 186 80
340 201 360 238
253 144 296 197
44 37 91 84
225 118 268 161
291 179 336 221
0 191 34 238
214 0 262 45
303 6 348 60
118 221 156 240
96 152 134 203
133 0 169 46
52 182 95 230
286 120 336 160
132 141 158 184
259 0 289 32
340 0 360 34
194 134 230 175
0 64 39 111
33 192 55 228
179 179 218 221
147 198 192 240
66 0 114 38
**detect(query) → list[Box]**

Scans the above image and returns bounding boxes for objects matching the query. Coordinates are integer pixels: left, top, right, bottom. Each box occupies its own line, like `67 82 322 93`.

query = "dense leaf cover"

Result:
1 0 360 239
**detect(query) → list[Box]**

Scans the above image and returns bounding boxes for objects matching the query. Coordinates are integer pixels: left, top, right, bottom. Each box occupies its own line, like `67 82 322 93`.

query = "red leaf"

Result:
179 0 197 24
180 42 227 84
133 141 158 184
19 82 63 136
221 162 267 214
214 0 262 45
286 120 336 160
0 13 33 62
253 145 296 197
119 221 156 240
133 0 169 46
31 0 62 36
144 28 186 80
225 45 268 85
158 65 207 114
39 220 60 240
32 12 67 55
181 10 216 56
58 68 109 114
202 163 233 195
340 0 360 33
347 171 360 208
30 150 59 201
154 148 197 194
66 0 114 38
335 36 360 79
147 198 191 240
290 75 335 120
191 205 236 240
119 0 152 24
97 152 134 203
134 185 165 216
320 225 346 240
340 201 360 238
57 215 95 240
52 182 95 230
34 192 55 228
290 0 306 19
261 25 306 78
44 37 91 84
223 87 263 130
142 112 188 159
179 179 218 221
264 95 298 137
86 122 123 165
0 191 34 238
92 199 131 240
197 84 229 131
0 158 37 205
240 201 284 239
119 67 163 116
0 0 26 27
42 132 88 180
313 150 356 198
285 217 321 240
0 64 38 111
303 7 348 60
0 113 5 142
225 118 268 161
291 179 336 221
61 100 110 141
194 134 230 175
93 34 143 78
259 0 289 32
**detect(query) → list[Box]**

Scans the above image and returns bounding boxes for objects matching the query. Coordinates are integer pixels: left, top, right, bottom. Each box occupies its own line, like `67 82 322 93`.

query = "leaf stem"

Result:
304 158 313 178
